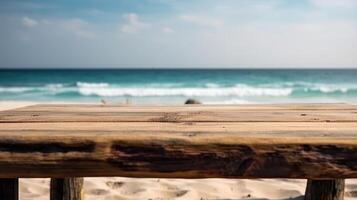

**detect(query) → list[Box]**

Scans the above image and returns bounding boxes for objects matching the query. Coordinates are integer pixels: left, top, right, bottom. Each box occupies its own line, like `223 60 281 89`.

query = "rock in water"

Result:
185 99 201 104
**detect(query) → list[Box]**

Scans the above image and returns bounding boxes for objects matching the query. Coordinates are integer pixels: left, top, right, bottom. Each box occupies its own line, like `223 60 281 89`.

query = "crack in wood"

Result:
0 140 95 153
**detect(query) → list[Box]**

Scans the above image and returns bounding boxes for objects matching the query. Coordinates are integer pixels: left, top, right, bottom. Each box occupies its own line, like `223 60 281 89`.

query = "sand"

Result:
1 101 357 200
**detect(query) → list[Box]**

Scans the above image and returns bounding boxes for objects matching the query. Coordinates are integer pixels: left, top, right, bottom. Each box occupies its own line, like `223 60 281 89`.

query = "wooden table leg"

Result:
305 179 344 200
0 178 18 200
50 178 83 200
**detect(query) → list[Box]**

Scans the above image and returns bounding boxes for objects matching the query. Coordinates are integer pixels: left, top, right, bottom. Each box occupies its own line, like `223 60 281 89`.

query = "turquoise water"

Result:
1 69 357 104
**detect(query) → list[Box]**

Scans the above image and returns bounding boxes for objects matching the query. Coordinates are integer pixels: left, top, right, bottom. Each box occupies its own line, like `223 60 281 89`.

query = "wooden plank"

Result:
14 103 357 112
0 122 357 178
1 104 357 179
2 104 357 122
2 122 357 139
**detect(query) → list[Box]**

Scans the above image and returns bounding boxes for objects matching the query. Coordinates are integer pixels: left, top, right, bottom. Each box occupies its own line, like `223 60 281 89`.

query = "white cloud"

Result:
22 17 38 28
180 15 223 29
61 18 95 38
20 17 94 38
120 13 150 33
162 27 174 33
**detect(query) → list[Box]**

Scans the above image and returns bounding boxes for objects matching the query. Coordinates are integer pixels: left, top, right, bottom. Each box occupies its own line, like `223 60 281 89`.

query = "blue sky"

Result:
0 0 357 68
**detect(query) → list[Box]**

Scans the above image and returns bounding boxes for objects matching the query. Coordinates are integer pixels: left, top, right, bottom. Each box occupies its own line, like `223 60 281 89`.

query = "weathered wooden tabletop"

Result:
0 104 357 179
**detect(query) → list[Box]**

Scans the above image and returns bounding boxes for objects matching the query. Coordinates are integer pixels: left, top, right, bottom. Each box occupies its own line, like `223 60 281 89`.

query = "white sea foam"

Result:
304 85 350 93
0 84 73 94
205 83 220 88
0 87 33 93
263 82 356 93
76 83 293 97
76 82 109 88
2 82 356 98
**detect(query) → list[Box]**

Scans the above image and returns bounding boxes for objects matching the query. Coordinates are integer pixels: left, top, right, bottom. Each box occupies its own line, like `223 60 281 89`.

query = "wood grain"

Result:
50 178 83 200
305 179 345 200
1 104 357 123
0 104 357 179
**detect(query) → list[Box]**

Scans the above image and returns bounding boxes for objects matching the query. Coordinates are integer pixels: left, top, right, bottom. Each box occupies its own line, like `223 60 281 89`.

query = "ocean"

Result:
1 69 357 105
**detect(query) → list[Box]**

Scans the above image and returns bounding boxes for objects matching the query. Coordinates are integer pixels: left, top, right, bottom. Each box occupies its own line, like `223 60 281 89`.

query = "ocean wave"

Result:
76 82 109 88
0 84 74 94
2 81 357 98
0 87 33 93
77 83 292 97
303 85 350 93
262 82 356 93
205 83 220 88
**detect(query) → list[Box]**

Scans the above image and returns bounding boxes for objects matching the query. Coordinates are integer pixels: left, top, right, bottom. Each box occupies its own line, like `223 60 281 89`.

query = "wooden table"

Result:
1 104 357 200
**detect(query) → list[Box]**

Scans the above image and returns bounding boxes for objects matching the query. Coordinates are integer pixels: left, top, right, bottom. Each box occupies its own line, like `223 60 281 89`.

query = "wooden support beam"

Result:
0 178 18 200
305 179 344 200
50 178 83 200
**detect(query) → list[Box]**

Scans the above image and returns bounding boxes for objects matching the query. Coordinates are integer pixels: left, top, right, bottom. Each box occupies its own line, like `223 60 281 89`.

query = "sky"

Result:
0 0 357 68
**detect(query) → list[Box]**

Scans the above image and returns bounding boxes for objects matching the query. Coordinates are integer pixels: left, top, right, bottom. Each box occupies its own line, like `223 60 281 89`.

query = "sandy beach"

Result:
1 101 356 200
